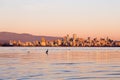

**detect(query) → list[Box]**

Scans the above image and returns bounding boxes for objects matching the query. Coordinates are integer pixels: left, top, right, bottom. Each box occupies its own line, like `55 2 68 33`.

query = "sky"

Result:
0 0 120 40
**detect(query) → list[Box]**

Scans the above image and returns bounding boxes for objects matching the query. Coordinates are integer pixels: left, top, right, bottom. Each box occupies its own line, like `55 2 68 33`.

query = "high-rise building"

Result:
66 34 70 42
41 37 46 46
73 34 77 41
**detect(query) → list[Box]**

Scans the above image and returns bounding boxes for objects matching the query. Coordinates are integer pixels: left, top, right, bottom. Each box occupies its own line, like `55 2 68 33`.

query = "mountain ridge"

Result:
0 32 61 43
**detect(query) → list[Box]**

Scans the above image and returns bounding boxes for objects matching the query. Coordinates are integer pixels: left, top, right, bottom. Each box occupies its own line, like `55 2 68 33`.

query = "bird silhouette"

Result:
46 49 48 55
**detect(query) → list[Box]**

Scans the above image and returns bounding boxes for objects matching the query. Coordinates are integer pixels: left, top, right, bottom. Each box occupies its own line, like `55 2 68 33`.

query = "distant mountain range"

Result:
0 32 61 43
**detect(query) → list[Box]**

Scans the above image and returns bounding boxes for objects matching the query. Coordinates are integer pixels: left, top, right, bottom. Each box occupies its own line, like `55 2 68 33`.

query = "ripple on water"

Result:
107 73 120 75
66 77 120 80
57 70 74 73
52 62 80 66
17 74 44 80
17 77 31 80
111 66 120 68
28 74 44 77
91 70 110 73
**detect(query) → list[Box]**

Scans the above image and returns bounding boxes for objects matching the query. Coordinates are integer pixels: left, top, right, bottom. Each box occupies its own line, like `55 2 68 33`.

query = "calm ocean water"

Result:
0 47 120 80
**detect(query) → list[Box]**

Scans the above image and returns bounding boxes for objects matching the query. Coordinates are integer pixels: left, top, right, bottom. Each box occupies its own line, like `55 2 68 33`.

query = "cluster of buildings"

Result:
4 34 120 47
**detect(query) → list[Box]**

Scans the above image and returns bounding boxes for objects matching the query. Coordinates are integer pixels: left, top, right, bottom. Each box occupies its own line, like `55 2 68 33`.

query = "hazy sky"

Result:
0 0 120 40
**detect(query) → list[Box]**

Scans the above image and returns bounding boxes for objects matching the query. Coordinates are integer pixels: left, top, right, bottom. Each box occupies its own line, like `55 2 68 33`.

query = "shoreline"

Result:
0 46 120 47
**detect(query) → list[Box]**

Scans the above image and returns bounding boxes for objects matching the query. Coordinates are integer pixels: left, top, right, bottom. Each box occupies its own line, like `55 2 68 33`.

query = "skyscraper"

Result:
41 37 46 46
73 34 77 41
66 34 70 42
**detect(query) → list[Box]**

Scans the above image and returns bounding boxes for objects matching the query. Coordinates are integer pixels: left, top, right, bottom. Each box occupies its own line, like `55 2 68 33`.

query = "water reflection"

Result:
0 47 120 80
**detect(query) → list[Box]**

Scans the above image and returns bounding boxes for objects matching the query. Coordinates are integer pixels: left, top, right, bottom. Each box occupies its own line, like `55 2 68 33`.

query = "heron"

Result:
46 49 48 55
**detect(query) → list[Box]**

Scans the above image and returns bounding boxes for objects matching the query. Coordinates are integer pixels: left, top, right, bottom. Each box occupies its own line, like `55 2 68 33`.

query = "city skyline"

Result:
1 34 119 47
0 0 120 40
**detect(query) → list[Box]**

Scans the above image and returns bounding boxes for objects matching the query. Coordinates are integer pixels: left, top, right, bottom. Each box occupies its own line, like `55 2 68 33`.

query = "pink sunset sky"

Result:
0 0 120 40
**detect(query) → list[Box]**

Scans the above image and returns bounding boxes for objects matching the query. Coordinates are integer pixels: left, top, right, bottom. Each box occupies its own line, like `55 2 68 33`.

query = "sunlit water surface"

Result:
0 47 120 80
